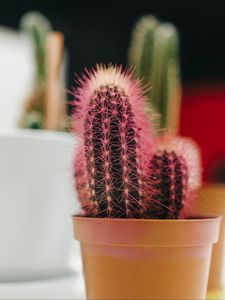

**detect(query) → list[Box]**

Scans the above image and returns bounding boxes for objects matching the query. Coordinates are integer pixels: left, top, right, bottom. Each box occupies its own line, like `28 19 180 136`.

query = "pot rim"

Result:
74 214 221 223
73 215 221 247
201 183 225 189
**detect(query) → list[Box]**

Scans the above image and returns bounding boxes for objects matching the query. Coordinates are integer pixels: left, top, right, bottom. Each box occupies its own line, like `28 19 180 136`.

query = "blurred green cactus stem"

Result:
19 11 51 129
128 15 181 134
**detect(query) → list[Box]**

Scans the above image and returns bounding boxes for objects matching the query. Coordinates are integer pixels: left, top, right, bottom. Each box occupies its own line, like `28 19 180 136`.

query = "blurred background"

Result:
1 0 225 83
1 2 225 178
2 2 225 182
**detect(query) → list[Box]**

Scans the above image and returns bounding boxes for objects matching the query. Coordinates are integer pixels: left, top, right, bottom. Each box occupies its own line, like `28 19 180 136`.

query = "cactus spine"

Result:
128 15 181 134
19 11 51 129
73 65 154 218
148 136 201 219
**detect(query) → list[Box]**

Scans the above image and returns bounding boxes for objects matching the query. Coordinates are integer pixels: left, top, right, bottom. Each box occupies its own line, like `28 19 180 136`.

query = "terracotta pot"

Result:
74 216 221 300
196 184 225 294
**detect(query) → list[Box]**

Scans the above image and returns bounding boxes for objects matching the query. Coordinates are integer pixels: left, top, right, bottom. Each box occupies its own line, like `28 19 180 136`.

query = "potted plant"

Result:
19 11 66 130
71 65 221 300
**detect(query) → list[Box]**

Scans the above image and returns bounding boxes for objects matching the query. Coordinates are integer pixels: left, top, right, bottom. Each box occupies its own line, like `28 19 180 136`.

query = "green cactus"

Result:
128 15 181 134
19 11 51 129
128 16 159 80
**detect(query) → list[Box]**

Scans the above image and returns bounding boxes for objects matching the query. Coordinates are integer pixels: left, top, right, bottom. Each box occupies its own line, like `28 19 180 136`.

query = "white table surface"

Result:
0 273 85 299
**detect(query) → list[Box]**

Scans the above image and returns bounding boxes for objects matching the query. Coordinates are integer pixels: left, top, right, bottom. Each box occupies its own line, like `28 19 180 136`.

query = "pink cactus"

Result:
72 65 155 218
71 65 202 219
148 135 201 219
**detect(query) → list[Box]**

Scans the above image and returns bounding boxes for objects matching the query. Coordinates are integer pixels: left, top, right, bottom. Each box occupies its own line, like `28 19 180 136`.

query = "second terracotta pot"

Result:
74 216 221 300
196 184 225 293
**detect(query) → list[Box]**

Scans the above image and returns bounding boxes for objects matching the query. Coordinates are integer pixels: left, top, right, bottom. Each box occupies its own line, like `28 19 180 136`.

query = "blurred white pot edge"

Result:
0 128 75 142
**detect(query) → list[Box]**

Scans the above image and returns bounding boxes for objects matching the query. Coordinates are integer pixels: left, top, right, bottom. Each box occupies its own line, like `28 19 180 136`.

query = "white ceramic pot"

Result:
0 129 80 282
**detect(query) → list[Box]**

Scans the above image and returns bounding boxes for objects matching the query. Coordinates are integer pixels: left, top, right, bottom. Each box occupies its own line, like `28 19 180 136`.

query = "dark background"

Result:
1 0 225 87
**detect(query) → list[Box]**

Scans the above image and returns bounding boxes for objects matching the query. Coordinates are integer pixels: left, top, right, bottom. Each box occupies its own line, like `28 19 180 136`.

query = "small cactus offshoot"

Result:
148 136 201 219
72 65 154 218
